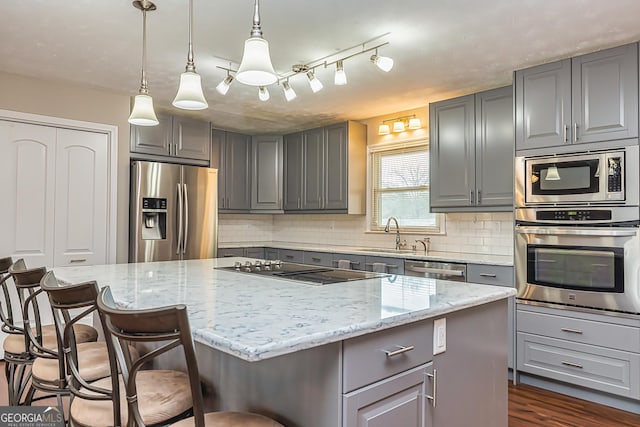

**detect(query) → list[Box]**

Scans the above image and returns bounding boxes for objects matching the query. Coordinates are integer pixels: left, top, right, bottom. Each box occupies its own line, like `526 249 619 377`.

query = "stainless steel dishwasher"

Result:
404 260 467 282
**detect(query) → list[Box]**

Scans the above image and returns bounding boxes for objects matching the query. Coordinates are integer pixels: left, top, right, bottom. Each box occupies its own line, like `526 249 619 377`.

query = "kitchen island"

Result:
54 258 515 427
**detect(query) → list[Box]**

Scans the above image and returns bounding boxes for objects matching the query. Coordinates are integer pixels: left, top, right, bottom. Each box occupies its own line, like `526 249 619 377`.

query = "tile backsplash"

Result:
219 212 514 256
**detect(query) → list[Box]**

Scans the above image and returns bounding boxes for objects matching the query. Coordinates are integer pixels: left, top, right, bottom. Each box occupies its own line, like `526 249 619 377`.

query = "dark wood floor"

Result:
0 361 638 425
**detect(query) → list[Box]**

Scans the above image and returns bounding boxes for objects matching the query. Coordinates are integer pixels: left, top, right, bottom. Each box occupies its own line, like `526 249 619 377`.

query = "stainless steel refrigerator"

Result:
129 161 218 262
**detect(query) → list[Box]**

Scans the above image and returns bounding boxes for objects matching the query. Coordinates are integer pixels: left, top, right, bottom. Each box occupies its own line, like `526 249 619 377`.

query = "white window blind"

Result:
370 142 441 232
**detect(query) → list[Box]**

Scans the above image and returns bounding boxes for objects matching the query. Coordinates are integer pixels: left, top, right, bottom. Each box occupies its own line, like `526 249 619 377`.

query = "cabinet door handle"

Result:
563 124 568 143
561 361 583 369
311 257 321 262
477 189 482 204
573 123 578 143
469 190 474 205
425 369 437 407
285 255 294 259
479 273 497 278
69 259 87 264
384 345 415 357
560 327 583 334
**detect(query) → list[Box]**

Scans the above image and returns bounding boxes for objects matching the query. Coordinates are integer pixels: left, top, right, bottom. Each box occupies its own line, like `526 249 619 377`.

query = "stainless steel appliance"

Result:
130 161 218 262
404 260 466 282
216 260 388 285
515 145 638 207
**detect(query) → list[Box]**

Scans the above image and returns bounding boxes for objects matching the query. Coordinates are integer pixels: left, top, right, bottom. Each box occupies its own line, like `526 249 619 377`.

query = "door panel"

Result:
284 132 303 210
325 123 348 210
302 127 324 210
174 116 210 161
225 132 251 210
0 120 56 267
54 129 109 266
130 113 172 156
182 166 218 260
251 135 283 210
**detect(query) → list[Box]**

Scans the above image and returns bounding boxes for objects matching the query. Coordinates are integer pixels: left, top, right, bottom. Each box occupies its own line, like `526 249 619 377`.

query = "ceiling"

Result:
2 0 640 134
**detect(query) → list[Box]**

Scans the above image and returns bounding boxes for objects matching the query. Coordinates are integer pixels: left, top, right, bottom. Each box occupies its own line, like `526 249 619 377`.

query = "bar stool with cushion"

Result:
8 259 99 405
95 286 283 427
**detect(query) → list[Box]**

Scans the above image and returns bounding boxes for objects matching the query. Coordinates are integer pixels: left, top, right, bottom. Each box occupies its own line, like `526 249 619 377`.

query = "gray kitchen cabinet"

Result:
303 251 333 267
251 135 283 211
364 255 404 275
244 247 265 259
332 253 366 270
284 121 366 213
430 86 513 211
211 129 251 211
264 247 279 260
131 114 210 163
278 249 304 263
516 43 638 152
217 247 245 258
516 304 640 400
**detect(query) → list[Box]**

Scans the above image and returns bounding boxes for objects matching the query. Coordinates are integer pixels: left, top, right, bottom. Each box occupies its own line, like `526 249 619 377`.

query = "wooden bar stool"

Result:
93 286 283 427
8 259 98 405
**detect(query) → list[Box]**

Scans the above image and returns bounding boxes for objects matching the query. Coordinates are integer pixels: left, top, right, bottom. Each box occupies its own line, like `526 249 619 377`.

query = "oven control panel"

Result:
536 210 612 221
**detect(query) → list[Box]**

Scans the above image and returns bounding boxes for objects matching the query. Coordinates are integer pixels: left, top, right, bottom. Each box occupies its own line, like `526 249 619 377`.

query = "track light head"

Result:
334 60 347 86
306 71 323 93
258 86 270 101
283 80 297 101
371 53 394 72
216 75 234 95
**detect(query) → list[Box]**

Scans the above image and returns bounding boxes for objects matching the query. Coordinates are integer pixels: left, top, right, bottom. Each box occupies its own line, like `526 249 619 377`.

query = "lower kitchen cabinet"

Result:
303 251 333 267
278 249 304 263
332 253 366 270
364 255 404 275
264 247 279 260
343 363 431 427
218 248 245 258
244 247 265 259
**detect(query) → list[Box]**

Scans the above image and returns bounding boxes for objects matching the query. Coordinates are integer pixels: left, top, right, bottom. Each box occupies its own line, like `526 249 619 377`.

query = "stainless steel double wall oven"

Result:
515 145 640 315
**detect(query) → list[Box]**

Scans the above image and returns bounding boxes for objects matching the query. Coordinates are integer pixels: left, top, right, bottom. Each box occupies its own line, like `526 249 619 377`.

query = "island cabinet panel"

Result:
343 363 430 427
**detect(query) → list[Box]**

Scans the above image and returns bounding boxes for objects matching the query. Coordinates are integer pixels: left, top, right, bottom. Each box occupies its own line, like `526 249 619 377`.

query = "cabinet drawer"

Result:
517 332 640 399
343 320 432 393
278 249 303 263
303 251 333 267
264 248 279 260
364 256 405 275
467 264 513 287
244 247 265 259
332 253 366 270
517 309 640 353
218 248 244 258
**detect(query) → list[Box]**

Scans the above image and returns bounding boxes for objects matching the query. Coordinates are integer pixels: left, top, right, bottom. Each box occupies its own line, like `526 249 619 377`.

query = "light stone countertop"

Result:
220 241 514 266
53 258 515 362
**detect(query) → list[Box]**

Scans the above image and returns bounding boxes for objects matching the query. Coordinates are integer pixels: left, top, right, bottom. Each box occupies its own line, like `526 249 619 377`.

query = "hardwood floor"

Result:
508 382 640 427
0 361 638 425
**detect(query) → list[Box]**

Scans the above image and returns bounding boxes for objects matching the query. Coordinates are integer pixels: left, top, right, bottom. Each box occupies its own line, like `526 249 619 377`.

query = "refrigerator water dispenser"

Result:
141 197 166 240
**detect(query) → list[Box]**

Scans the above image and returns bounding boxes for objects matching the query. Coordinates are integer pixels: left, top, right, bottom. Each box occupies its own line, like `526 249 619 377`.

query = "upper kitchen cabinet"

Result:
515 43 638 153
284 121 366 214
211 129 252 211
131 114 210 164
430 86 513 211
251 135 283 212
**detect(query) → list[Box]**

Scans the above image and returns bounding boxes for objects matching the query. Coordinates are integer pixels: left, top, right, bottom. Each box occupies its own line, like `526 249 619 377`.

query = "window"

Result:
370 140 442 232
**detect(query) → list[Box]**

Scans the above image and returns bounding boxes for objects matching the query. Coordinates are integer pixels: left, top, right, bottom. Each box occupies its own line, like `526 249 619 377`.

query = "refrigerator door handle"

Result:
177 183 183 255
183 183 189 254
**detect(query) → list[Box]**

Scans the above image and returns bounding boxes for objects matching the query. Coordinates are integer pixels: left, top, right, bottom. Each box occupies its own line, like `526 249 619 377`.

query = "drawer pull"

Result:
285 255 294 259
479 273 497 278
312 257 321 262
561 361 583 369
560 328 583 334
384 345 415 357
425 369 437 407
70 259 87 263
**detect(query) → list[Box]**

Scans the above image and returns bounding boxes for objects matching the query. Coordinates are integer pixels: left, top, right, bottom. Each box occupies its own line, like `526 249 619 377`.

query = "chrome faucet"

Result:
384 217 401 250
415 237 430 254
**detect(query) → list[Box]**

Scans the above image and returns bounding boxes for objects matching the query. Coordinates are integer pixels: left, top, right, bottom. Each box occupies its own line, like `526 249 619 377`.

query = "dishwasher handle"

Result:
407 266 465 277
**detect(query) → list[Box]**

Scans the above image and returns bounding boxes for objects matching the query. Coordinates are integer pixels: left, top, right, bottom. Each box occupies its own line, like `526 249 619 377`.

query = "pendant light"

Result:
235 0 277 86
173 0 208 110
129 0 159 126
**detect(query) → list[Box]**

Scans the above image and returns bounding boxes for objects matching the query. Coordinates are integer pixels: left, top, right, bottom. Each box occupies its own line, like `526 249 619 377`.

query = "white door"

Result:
54 129 109 267
0 120 56 267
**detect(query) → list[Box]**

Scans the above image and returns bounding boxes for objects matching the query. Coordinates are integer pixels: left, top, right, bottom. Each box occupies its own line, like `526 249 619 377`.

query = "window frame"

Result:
367 138 444 234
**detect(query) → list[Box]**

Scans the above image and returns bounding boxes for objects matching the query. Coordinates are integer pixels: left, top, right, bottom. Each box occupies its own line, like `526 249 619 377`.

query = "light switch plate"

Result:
434 317 446 355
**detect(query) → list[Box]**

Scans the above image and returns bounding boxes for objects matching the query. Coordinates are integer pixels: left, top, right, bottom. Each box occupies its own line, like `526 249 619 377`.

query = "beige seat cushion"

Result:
70 370 192 427
2 323 98 355
170 411 284 427
32 341 110 384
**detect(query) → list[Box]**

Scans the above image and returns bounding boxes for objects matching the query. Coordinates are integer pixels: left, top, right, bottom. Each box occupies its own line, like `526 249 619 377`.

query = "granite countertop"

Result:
53 258 515 362
220 241 514 266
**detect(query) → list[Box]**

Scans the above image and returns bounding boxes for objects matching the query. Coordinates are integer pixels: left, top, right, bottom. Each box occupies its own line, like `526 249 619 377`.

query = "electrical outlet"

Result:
433 318 446 355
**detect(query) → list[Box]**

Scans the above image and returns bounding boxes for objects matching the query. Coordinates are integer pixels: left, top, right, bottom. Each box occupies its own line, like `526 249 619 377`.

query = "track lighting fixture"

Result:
173 0 208 110
334 60 347 86
129 0 159 126
282 80 297 101
371 50 394 72
235 0 277 86
378 115 422 135
216 74 234 95
258 86 270 101
306 71 324 93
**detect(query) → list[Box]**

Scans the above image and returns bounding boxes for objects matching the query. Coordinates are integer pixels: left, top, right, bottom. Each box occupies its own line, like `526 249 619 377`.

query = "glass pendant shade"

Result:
408 117 422 129
236 37 277 86
258 86 270 101
307 71 323 93
173 71 208 110
283 81 297 101
129 94 159 126
393 120 405 132
378 124 390 135
334 60 347 85
371 54 394 72
545 166 561 181
216 75 234 95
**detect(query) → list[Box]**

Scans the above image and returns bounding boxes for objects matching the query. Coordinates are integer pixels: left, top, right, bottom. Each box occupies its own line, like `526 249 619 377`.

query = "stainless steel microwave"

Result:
515 146 639 207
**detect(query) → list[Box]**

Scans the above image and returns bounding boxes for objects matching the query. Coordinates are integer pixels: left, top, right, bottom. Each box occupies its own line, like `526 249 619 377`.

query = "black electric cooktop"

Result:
216 261 388 285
